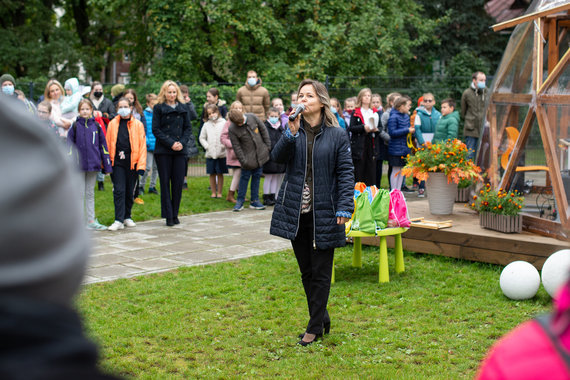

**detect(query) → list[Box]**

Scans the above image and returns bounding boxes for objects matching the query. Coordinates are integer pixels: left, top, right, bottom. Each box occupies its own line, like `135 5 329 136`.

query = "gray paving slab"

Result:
84 209 290 284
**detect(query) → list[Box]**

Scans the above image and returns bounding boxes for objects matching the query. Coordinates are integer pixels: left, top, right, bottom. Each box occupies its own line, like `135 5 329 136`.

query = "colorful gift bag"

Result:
351 191 376 234
388 189 411 227
371 188 390 230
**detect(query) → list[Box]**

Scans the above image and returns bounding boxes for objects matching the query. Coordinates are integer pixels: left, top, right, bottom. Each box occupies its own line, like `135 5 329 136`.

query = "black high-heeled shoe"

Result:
297 333 322 347
299 322 331 339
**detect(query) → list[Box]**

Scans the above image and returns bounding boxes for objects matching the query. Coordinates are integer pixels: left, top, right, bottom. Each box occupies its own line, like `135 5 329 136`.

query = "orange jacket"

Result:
106 116 147 171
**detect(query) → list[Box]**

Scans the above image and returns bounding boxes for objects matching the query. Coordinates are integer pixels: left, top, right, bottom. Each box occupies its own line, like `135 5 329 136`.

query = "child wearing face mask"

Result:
67 99 112 230
271 98 289 129
199 104 228 198
262 107 286 206
343 97 356 128
105 98 147 231
330 98 346 130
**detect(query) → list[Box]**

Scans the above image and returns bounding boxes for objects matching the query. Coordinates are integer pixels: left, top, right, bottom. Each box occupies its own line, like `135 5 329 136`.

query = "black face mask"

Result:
93 91 103 99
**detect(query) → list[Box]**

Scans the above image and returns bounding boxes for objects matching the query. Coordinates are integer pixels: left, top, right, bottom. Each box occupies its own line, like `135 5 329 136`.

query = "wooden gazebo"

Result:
482 0 570 241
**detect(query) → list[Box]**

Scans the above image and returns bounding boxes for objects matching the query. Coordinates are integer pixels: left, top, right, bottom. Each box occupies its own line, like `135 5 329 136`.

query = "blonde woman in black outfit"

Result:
152 80 193 226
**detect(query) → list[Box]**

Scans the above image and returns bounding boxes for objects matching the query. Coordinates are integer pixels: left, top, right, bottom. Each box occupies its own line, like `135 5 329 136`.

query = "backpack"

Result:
388 189 411 227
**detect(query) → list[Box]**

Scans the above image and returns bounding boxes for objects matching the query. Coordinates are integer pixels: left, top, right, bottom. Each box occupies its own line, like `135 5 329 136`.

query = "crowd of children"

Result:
2 72 464 229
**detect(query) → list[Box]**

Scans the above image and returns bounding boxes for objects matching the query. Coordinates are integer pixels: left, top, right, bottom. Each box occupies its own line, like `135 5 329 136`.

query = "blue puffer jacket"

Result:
388 108 411 157
143 107 156 151
269 118 355 250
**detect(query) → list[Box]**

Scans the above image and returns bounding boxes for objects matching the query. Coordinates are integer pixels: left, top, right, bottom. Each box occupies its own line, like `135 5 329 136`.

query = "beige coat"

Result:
199 118 227 159
235 81 270 121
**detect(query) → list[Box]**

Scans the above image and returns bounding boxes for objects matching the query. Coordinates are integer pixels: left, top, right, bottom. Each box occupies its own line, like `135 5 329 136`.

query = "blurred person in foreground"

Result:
477 276 570 380
0 96 120 379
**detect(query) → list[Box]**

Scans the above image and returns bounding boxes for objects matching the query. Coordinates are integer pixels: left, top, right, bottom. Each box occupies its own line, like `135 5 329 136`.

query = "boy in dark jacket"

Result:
228 108 271 211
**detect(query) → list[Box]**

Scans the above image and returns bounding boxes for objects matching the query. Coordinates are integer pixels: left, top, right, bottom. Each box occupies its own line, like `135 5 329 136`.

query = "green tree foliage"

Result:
413 0 509 76
144 0 442 84
0 0 83 79
0 0 508 90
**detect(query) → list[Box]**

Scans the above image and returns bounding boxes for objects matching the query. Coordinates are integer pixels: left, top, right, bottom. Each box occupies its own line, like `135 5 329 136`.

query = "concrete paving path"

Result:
85 209 291 284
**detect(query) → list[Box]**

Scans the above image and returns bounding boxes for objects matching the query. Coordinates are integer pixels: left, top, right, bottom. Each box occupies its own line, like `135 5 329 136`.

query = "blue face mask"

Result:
247 78 257 87
330 106 337 114
269 117 279 124
477 81 486 89
118 108 131 118
2 85 14 96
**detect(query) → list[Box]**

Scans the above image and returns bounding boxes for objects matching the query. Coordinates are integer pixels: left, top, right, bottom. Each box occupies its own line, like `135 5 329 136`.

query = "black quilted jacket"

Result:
269 118 354 250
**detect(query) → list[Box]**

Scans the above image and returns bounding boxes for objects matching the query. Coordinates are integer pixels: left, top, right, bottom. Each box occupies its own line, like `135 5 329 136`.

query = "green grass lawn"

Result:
94 175 254 226
78 245 552 379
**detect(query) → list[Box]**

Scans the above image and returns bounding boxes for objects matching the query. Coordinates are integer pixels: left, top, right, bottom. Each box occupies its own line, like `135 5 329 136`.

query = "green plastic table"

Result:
333 227 408 283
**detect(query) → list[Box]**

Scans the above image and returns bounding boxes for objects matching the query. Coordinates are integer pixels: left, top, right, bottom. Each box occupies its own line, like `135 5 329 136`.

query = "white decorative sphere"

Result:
541 249 570 298
500 261 540 300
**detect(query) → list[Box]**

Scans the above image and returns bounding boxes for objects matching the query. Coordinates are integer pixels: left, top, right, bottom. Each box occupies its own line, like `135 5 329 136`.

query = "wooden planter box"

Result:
479 212 522 233
455 186 472 203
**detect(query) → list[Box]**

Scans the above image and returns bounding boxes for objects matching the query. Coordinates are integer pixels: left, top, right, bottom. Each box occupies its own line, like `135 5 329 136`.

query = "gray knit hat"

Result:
0 97 89 306
0 74 15 86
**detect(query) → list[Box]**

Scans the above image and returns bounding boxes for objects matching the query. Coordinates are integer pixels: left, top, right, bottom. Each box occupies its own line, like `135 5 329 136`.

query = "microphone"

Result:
288 104 305 121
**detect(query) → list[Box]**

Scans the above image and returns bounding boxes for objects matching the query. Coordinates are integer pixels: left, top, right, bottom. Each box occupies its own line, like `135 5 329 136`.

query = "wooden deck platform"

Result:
351 199 568 269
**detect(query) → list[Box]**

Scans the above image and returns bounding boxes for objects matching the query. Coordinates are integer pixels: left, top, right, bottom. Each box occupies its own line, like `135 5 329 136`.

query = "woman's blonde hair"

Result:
44 79 65 101
157 80 185 105
355 88 372 108
296 79 338 127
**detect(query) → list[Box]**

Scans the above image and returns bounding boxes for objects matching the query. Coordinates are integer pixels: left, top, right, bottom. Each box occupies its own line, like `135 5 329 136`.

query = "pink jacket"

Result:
221 120 240 167
477 284 570 380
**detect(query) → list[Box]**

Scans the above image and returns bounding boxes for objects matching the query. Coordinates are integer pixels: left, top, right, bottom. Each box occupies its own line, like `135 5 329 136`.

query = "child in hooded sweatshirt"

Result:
61 78 89 122
262 107 286 205
199 104 228 198
67 99 112 230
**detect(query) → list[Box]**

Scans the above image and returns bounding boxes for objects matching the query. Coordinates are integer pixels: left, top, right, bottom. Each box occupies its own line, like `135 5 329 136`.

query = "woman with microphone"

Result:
270 79 354 346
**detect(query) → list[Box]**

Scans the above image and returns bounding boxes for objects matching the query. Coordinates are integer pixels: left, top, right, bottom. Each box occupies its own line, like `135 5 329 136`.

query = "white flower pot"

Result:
426 172 458 215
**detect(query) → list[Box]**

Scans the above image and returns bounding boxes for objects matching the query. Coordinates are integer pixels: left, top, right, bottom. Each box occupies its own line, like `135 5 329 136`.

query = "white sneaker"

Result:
124 218 136 227
108 221 124 231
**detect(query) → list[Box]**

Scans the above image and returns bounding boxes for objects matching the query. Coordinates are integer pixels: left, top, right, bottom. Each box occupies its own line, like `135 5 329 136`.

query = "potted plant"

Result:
456 179 474 203
469 184 525 233
401 139 483 215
